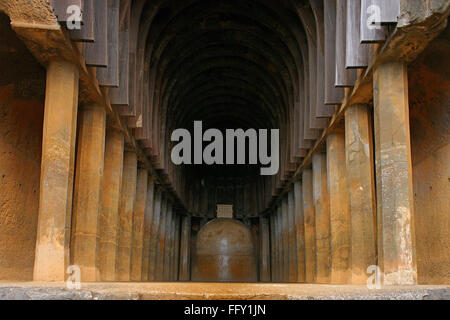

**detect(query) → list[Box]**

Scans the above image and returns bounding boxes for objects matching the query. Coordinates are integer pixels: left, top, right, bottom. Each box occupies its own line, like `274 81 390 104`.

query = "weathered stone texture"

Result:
287 191 298 282
294 181 306 283
374 61 417 285
116 152 137 281
312 153 331 284
163 203 173 281
399 0 450 26
0 0 448 293
408 26 450 285
154 195 168 281
0 0 56 26
1 283 449 300
141 179 155 281
172 214 181 281
130 169 148 281
259 216 271 282
302 169 316 283
0 84 43 280
275 208 283 282
148 188 162 281
178 216 191 281
98 129 124 281
71 104 106 282
327 131 351 284
281 199 290 282
192 219 257 283
34 60 79 282
345 104 377 285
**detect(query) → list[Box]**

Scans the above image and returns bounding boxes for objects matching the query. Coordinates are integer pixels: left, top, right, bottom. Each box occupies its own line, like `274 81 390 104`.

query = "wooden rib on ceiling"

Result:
49 0 400 218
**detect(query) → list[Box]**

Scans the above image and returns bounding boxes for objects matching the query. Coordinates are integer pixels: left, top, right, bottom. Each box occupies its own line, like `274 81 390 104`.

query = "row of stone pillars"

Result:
33 60 192 282
31 58 415 285
259 61 417 286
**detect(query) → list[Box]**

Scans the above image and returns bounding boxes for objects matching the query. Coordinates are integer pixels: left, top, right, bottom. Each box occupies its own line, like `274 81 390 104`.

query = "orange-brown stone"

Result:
345 103 377 285
98 129 124 281
116 152 137 281
34 60 79 282
71 104 106 282
192 219 257 283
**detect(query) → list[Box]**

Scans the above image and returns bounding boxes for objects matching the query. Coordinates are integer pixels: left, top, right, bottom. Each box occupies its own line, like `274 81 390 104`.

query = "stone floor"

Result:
0 282 449 300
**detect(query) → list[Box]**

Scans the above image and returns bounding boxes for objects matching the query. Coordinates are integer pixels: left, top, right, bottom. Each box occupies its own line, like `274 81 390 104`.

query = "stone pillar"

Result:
294 181 306 283
116 152 138 281
71 104 106 282
148 188 162 281
172 214 181 281
168 210 177 281
313 153 331 284
373 62 417 285
288 190 298 282
142 178 155 281
73 114 107 281
178 215 191 281
130 169 148 281
163 203 173 281
269 214 276 282
345 103 377 284
34 60 79 282
259 216 271 282
98 129 124 281
302 169 316 283
276 206 284 282
327 131 351 284
155 195 168 281
272 209 280 282
281 201 290 282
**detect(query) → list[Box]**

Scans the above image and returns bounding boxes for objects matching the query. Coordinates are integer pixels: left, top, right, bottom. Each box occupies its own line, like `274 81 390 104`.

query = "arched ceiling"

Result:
126 0 321 217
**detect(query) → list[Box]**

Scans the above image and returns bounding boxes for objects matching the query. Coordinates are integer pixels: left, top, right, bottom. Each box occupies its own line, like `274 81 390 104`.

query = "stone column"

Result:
269 214 276 282
130 169 148 281
259 216 271 282
172 214 181 281
327 131 351 284
155 195 168 281
178 215 191 281
294 181 306 283
148 188 162 281
313 153 331 284
163 203 173 281
345 103 377 284
71 104 106 282
281 201 290 282
116 151 138 281
168 210 177 281
98 129 124 281
302 169 316 283
142 178 155 281
72 110 107 281
34 60 79 281
276 206 284 282
288 190 298 282
272 209 280 282
373 62 417 285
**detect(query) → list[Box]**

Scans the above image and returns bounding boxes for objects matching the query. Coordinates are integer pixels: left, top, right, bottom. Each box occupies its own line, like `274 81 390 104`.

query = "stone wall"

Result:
0 13 45 280
409 22 450 285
